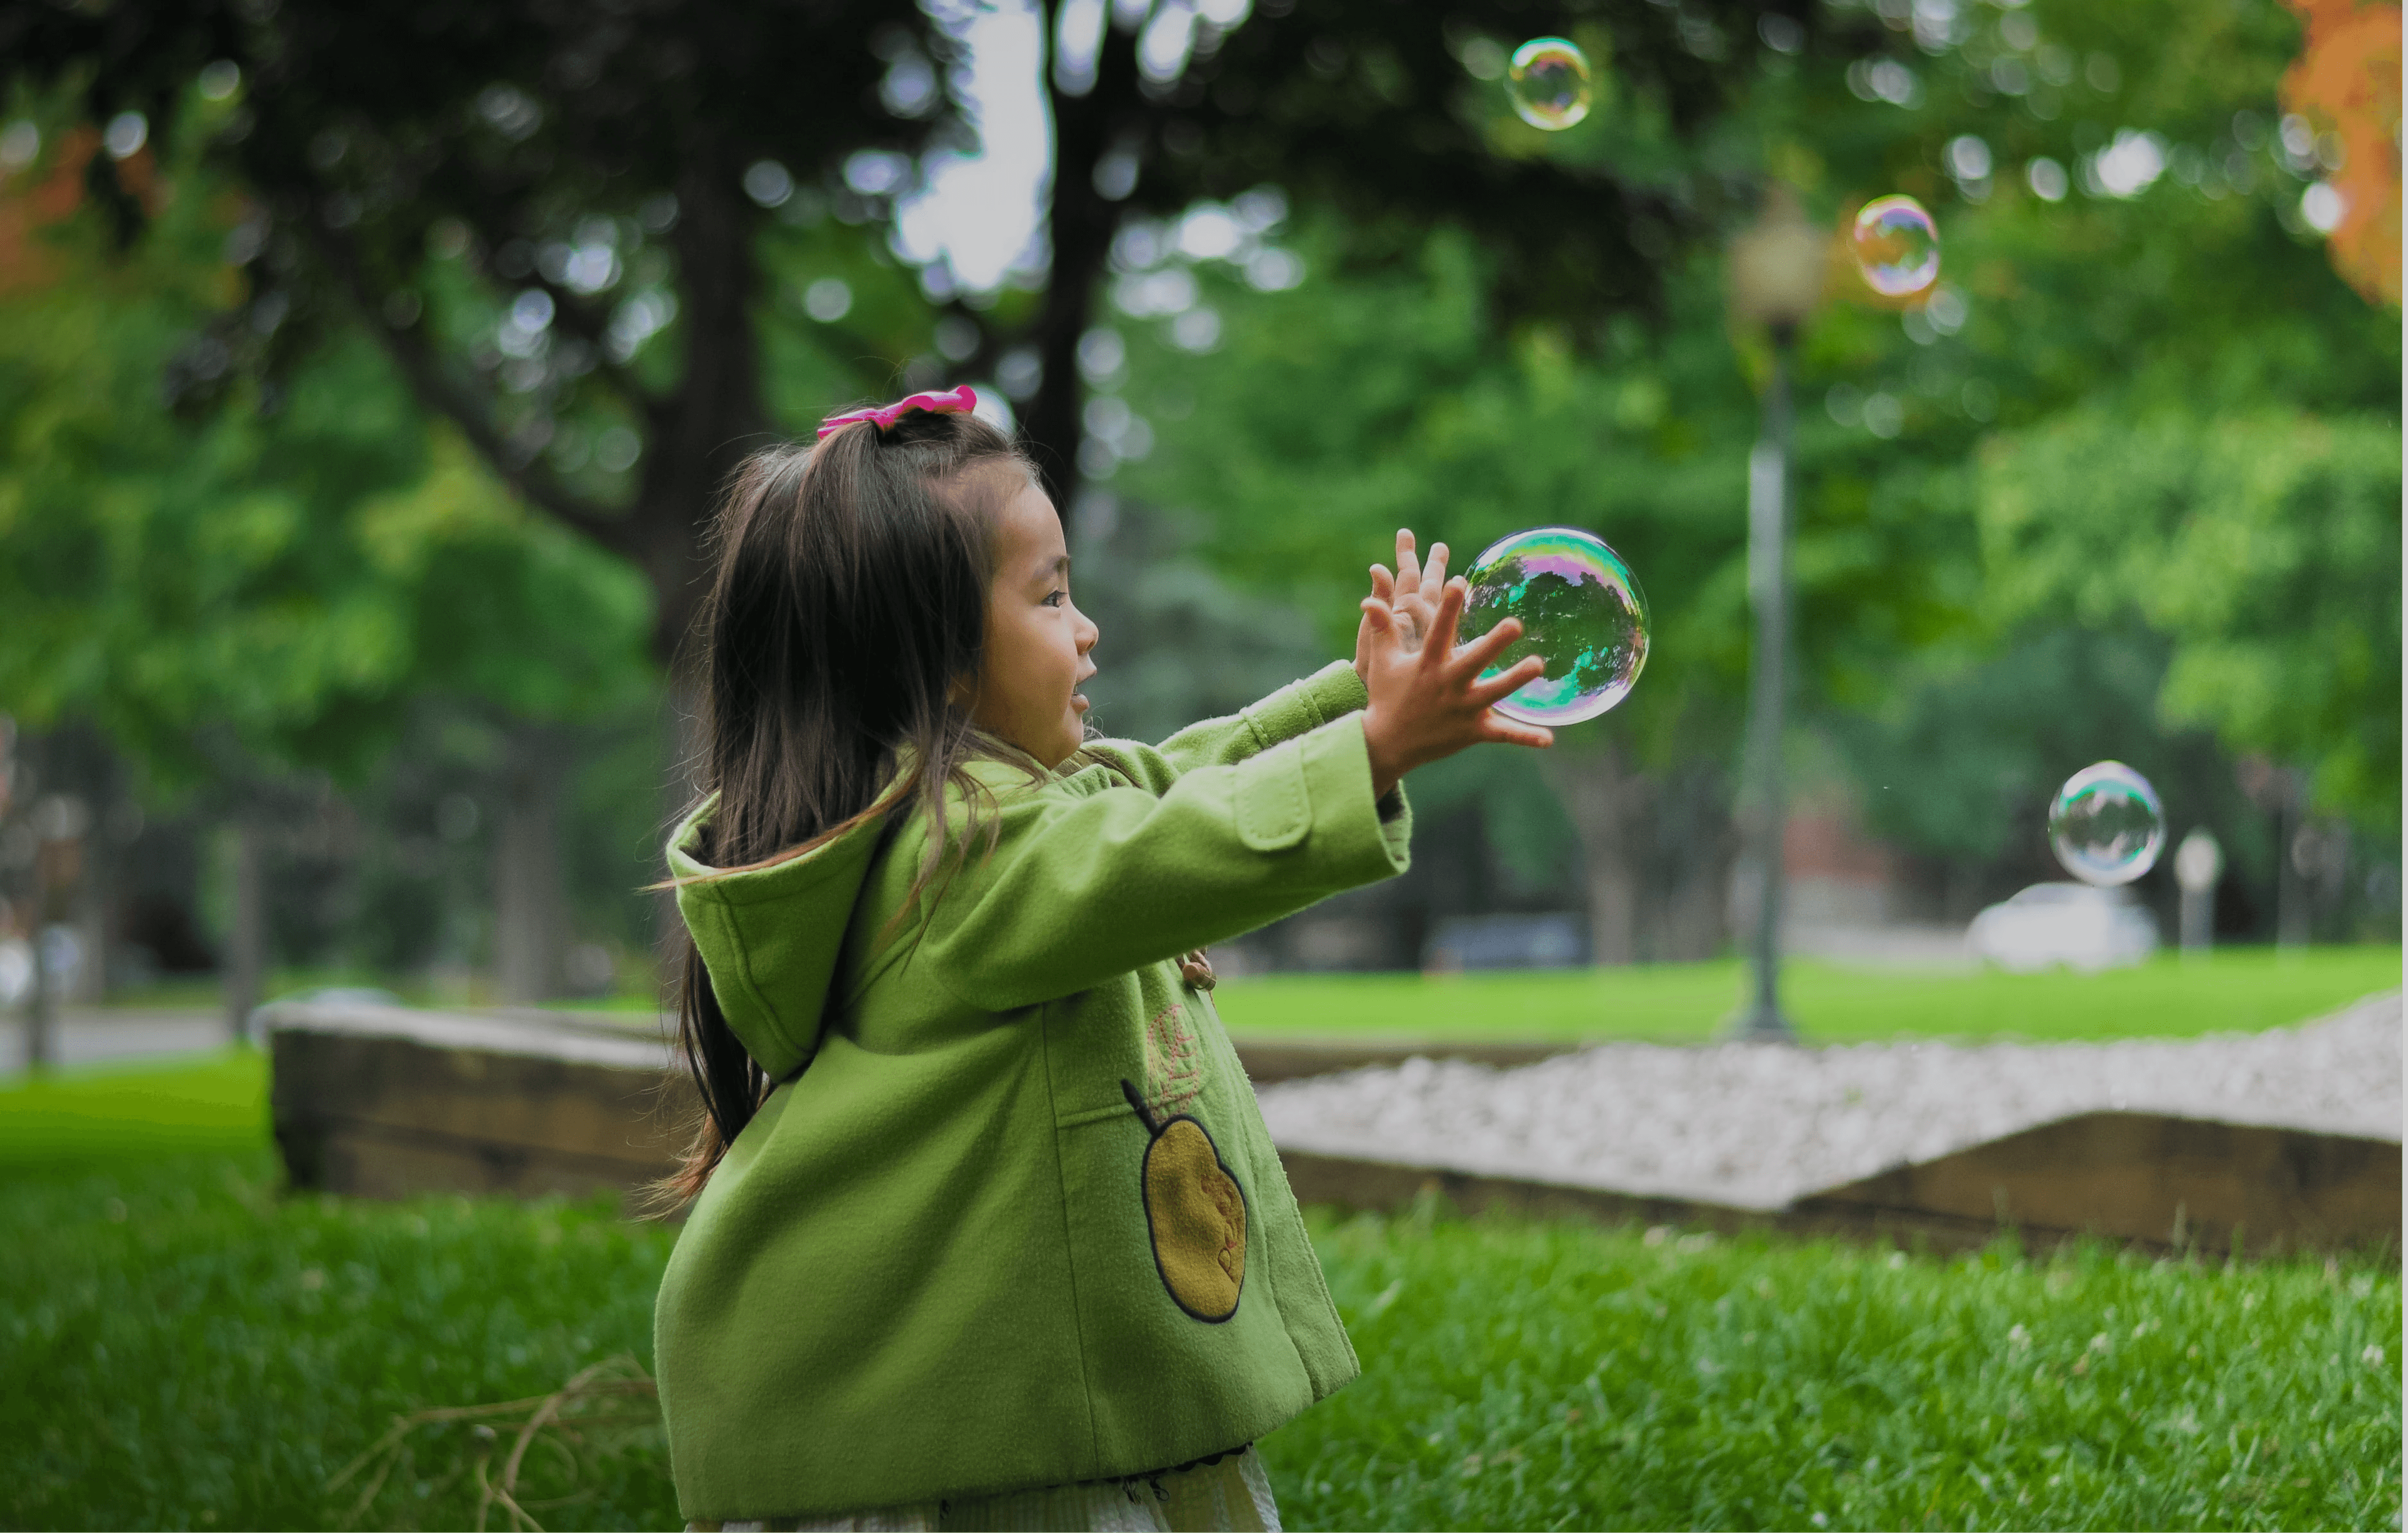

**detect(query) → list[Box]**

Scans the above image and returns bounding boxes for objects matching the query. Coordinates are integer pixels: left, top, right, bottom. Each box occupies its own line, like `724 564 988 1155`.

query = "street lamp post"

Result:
1726 185 1825 1043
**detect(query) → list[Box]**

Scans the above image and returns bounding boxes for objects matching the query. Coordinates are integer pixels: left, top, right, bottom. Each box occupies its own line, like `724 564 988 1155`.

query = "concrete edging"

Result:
1279 1108 2404 1259
263 1004 2402 1256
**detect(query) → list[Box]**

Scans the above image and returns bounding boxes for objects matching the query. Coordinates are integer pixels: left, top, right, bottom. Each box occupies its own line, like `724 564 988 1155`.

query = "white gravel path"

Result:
1256 990 2404 1212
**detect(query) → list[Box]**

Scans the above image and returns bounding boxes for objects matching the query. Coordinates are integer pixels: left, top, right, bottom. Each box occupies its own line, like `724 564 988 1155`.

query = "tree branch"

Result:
305 217 646 563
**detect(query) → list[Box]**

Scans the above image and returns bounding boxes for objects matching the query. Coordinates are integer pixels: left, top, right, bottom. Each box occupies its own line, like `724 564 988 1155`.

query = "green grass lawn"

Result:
88 948 2402 1053
0 1049 269 1167
1211 947 2404 1046
2 1058 2398 1530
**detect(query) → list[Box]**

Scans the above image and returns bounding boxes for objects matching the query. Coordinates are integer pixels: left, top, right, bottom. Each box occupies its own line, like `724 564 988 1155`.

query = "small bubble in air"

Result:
1851 194 1941 297
1507 38 1593 130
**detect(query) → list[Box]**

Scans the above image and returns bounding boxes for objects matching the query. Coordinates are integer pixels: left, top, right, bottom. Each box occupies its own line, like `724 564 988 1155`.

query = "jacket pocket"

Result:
1232 743 1309 852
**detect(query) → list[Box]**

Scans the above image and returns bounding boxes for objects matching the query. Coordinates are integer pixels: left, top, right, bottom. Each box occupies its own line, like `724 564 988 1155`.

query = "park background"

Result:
0 0 2399 1012
0 0 2401 1527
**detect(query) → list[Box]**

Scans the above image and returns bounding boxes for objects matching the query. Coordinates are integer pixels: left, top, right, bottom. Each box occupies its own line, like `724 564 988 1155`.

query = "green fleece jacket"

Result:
652 661 1412 1523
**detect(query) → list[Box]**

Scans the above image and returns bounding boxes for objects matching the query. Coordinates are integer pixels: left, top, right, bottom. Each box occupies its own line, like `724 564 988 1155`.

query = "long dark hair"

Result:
643 406 1043 1214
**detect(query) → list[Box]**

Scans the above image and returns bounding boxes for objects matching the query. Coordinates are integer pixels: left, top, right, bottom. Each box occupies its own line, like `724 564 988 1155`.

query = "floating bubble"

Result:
1459 526 1648 726
1851 194 1941 297
1508 38 1592 131
2049 762 2165 886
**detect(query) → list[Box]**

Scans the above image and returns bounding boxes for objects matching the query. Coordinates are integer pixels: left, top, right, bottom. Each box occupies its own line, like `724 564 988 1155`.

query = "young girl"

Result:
650 386 1551 1532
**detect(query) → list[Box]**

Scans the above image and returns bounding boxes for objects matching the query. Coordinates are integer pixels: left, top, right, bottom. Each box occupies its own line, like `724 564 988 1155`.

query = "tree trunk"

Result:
24 913 55 1074
1651 763 1736 962
1542 742 1649 966
493 725 566 1005
2275 781 2310 952
25 807 82 1070
1021 15 1146 514
629 151 774 666
71 809 110 1004
226 819 265 1044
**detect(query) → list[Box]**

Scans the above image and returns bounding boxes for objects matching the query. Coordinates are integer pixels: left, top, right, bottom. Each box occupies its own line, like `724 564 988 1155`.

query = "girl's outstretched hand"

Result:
1358 575 1553 800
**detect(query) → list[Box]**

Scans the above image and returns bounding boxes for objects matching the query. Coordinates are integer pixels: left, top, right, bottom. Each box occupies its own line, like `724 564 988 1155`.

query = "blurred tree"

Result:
1102 228 1776 960
985 0 1800 499
3 0 2395 974
3 0 932 659
1978 408 2401 827
1795 0 2400 927
1096 0 2399 956
2279 0 2400 305
1822 626 2284 932
3 0 1800 659
0 120 655 1007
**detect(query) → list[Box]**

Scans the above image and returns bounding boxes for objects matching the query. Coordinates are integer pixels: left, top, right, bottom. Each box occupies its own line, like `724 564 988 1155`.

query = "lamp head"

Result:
1729 183 1828 333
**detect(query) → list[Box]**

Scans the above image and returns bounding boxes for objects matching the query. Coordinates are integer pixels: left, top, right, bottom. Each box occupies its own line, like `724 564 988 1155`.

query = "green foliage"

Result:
1212 947 2405 1043
0 127 655 792
1109 233 1774 772
1978 410 2401 825
1822 623 2294 921
1789 0 2394 421
1273 1206 2401 1532
1101 0 2400 884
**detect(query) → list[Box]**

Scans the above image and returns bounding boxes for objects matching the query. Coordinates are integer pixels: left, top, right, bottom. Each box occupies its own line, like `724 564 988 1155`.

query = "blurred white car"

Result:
1967 883 2160 972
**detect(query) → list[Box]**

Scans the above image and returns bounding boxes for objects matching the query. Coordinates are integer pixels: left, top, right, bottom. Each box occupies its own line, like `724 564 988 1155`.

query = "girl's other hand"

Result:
1358 576 1551 800
1354 529 1450 687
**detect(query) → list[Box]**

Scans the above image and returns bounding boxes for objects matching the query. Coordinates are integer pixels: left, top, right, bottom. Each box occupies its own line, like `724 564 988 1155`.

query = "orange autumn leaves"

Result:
2283 0 2403 305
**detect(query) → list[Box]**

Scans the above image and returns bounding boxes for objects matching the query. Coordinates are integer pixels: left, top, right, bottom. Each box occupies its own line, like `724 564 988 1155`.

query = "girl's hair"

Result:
642 406 1043 1215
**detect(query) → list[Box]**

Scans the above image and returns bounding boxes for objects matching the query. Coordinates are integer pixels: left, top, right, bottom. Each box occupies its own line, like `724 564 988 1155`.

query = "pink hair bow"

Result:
816 384 979 440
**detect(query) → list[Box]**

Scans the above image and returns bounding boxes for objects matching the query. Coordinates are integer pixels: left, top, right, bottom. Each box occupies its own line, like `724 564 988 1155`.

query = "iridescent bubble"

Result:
1851 194 1941 297
1459 526 1648 726
1508 38 1592 131
2049 762 2166 886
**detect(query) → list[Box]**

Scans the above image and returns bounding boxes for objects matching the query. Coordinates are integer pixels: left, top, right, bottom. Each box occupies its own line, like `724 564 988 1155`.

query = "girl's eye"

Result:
1044 588 1069 608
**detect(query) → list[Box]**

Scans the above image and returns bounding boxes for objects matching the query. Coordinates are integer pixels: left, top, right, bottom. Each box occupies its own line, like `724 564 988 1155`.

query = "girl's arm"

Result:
1075 661 1368 794
915 712 1410 1011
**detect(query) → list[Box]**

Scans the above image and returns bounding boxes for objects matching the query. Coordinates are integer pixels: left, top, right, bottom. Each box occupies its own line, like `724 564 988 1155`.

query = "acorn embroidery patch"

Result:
1121 1079 1247 1322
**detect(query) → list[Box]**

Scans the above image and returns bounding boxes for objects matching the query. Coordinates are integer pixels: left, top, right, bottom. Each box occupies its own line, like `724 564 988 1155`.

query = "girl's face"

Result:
966 476 1099 768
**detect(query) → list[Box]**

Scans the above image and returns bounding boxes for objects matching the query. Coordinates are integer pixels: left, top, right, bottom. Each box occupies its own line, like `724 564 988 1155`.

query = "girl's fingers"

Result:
1360 596 1396 634
1477 715 1555 749
1368 565 1395 603
1422 578 1468 659
1466 652 1546 703
1422 541 1450 592
1452 615 1526 675
1395 529 1421 592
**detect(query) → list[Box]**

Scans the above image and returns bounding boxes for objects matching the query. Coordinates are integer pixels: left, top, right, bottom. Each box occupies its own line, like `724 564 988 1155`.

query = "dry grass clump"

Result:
327 1355 663 1532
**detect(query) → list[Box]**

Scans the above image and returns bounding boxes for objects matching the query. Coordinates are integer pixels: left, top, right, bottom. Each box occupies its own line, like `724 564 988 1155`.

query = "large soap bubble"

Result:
1508 38 1593 131
1458 526 1648 726
2049 762 2166 886
1852 194 1941 297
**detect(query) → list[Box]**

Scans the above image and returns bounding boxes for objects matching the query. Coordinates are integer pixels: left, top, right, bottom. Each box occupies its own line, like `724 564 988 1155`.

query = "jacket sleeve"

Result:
915 712 1412 1010
1077 660 1369 796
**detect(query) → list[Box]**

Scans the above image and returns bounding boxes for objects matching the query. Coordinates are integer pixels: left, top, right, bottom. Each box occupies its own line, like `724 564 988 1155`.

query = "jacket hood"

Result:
667 793 897 1081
